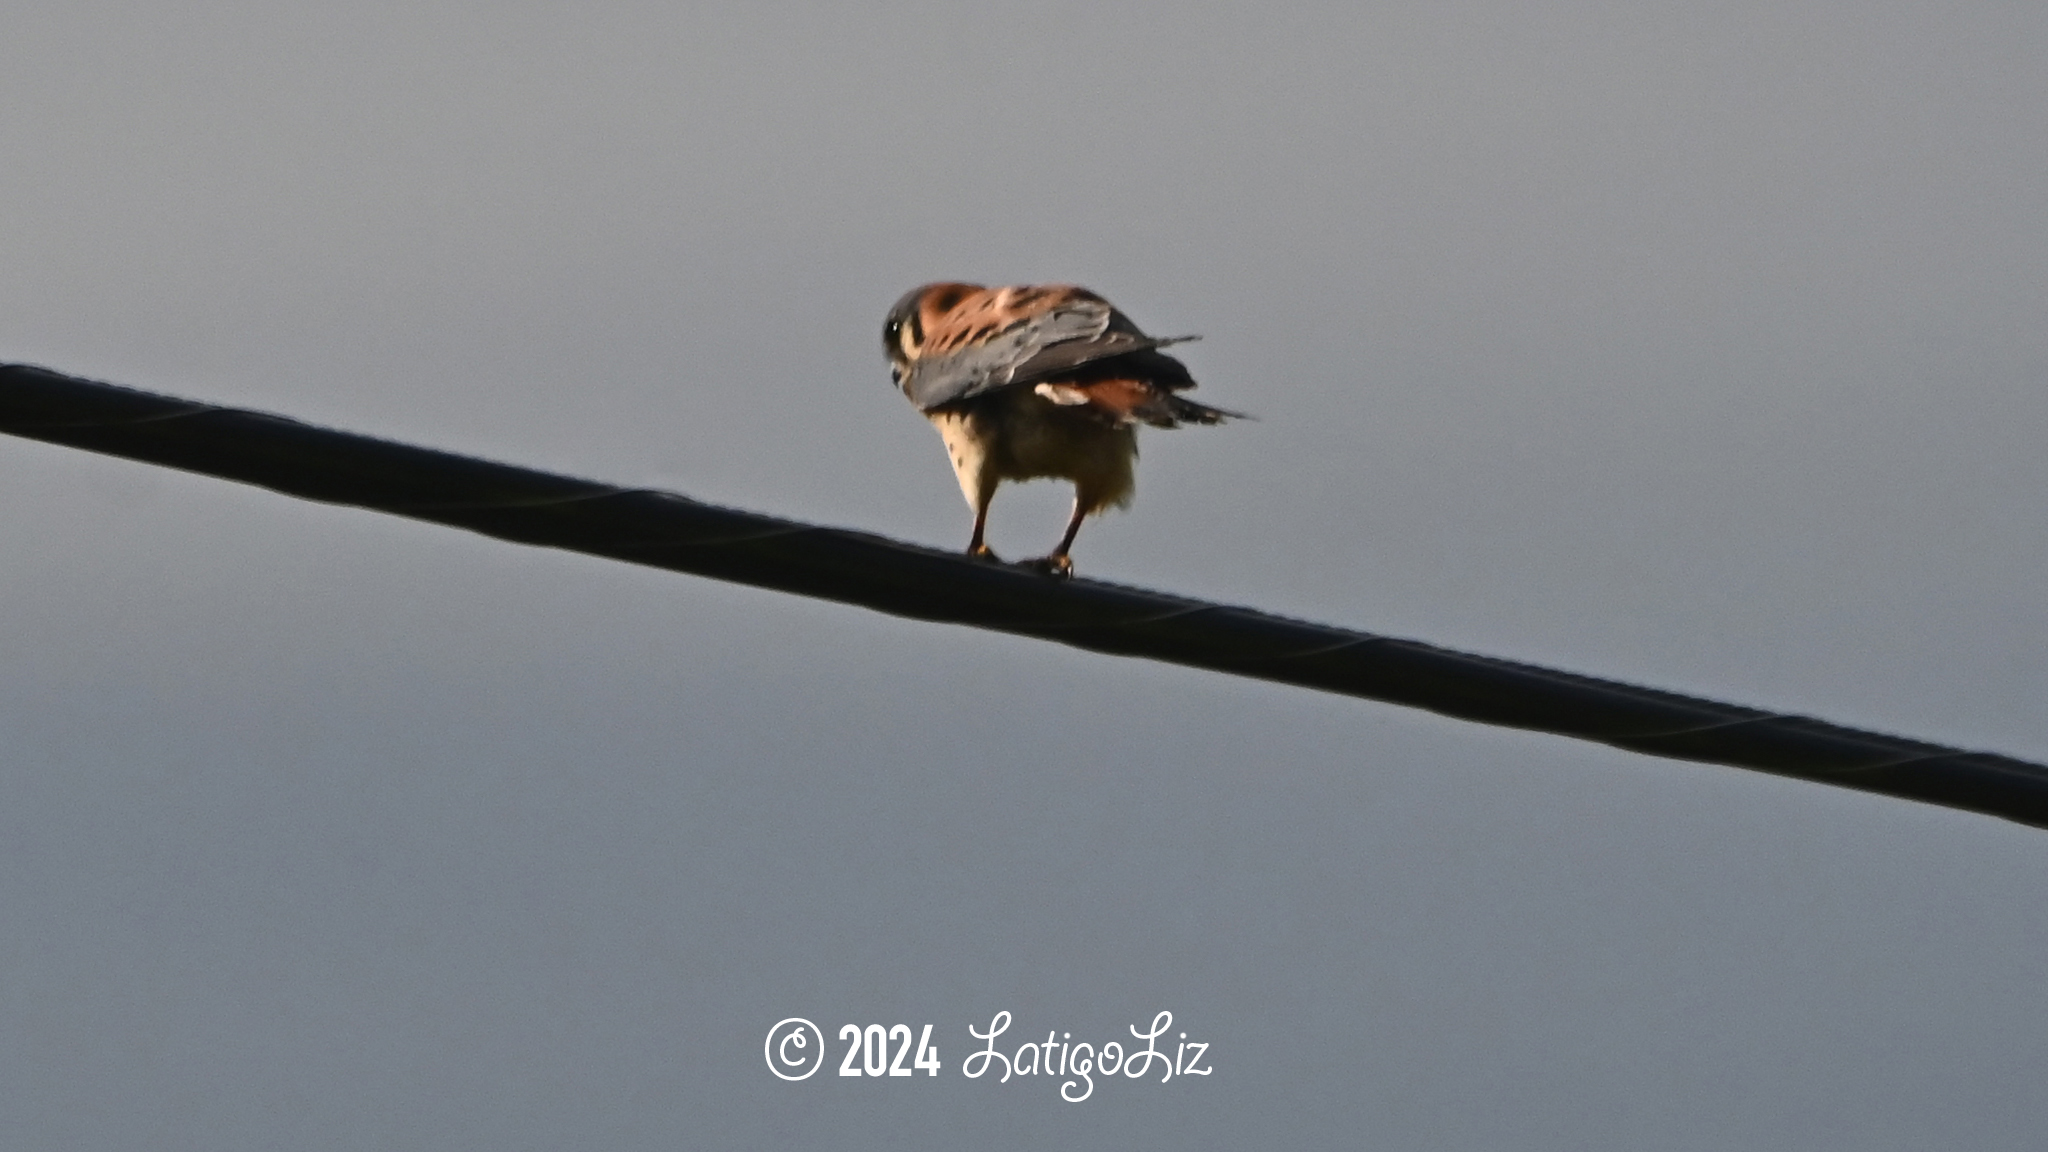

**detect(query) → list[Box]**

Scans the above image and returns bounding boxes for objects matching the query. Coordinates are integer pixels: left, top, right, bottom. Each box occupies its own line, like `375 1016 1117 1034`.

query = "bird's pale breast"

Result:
927 390 1137 514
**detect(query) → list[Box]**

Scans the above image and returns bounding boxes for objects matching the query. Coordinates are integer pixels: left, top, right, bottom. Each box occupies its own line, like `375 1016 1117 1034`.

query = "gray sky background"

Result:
2 2 2045 1147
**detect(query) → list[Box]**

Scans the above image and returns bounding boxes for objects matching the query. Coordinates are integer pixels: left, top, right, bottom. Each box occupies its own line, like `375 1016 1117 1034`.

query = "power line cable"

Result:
3 362 2042 830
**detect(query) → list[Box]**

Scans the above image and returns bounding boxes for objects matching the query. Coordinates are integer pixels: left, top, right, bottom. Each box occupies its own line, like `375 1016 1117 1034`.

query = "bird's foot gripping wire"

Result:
1015 554 1074 580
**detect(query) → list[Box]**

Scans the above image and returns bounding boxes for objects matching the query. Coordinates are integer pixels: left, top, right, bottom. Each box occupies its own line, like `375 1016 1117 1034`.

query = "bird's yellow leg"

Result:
1018 496 1085 579
1052 496 1087 559
966 499 999 562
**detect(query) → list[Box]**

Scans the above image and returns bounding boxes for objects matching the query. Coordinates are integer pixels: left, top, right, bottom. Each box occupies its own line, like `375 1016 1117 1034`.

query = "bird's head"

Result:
882 282 980 388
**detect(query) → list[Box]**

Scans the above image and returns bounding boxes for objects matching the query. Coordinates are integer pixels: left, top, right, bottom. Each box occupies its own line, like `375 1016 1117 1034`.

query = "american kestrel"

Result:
883 282 1240 577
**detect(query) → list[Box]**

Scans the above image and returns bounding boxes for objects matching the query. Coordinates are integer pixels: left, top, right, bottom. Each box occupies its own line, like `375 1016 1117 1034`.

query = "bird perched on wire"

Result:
883 282 1241 578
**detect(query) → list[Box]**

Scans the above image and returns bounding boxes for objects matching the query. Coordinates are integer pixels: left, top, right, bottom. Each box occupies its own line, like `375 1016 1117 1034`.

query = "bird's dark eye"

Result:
883 319 902 347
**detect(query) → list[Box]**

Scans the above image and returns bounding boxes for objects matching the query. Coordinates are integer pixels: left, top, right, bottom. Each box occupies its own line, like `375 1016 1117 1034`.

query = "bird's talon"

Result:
967 545 1003 564
1016 555 1074 580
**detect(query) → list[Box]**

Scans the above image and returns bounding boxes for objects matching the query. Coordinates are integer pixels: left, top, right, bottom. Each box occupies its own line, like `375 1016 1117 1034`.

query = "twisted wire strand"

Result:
4 362 2041 830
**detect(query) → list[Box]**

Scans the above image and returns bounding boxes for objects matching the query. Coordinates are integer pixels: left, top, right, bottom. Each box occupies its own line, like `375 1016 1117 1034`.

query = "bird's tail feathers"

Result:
1165 394 1249 425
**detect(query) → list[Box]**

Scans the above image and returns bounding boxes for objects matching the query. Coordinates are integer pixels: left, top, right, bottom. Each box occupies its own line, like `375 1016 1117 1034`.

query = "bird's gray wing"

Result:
903 297 1197 411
